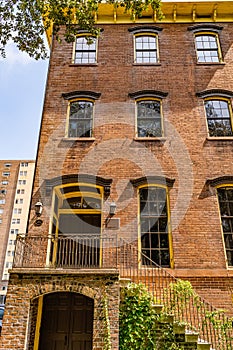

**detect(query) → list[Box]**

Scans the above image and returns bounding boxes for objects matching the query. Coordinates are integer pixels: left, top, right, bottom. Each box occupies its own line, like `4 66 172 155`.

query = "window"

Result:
204 99 233 137
21 162 28 167
195 33 222 63
2 172 10 177
68 100 94 138
0 219 2 224
19 171 27 176
4 163 11 168
18 180 26 185
1 181 8 185
134 34 158 64
14 208 22 214
0 209 3 214
137 99 163 137
139 186 171 267
17 189 25 194
73 36 97 64
15 198 23 204
0 189 6 195
217 187 233 266
10 229 18 235
0 199 5 205
12 218 20 224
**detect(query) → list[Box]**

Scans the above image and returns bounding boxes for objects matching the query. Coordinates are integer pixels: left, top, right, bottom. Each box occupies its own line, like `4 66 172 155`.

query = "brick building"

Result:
1 0 233 349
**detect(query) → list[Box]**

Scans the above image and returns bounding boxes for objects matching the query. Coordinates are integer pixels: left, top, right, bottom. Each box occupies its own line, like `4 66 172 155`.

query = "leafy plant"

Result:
0 0 163 59
119 282 183 350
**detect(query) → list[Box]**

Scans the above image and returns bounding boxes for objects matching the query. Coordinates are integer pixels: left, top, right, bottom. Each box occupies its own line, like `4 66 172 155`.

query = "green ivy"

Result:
119 283 183 350
0 0 163 59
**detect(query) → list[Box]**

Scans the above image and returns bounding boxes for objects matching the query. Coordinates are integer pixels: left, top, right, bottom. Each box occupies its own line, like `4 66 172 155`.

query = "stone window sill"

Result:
134 137 166 142
206 136 233 141
62 137 96 142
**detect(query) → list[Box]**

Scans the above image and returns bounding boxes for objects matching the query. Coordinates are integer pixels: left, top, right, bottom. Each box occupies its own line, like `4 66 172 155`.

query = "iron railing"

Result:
13 235 233 349
118 238 233 350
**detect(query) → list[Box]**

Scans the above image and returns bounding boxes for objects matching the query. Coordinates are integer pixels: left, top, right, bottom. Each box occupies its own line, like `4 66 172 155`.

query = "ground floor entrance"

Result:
38 292 94 350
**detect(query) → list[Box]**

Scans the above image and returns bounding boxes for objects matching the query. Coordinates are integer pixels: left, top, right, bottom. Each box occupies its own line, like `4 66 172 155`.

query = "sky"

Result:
0 43 49 160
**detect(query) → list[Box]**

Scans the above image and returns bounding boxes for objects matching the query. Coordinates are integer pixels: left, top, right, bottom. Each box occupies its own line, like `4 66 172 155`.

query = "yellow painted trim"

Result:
133 32 160 64
51 183 104 267
135 97 164 138
194 31 223 63
203 97 233 137
33 296 43 350
71 35 98 65
137 184 174 268
215 185 233 268
65 99 95 138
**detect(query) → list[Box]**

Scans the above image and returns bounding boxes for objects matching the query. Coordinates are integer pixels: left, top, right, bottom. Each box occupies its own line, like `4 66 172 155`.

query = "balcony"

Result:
13 234 118 270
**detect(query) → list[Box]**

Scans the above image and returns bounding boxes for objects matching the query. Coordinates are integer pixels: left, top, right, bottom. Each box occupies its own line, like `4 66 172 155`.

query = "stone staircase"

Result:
153 304 212 350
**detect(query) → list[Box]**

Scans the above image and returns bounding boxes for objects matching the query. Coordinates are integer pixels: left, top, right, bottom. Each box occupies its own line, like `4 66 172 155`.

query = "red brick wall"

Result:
15 22 233 329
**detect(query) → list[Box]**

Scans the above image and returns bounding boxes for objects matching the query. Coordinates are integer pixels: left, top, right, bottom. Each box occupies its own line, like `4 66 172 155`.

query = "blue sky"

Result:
0 44 49 160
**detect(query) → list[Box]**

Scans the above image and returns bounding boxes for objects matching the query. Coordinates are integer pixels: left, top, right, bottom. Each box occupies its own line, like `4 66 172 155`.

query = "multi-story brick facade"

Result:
1 1 233 349
0 160 35 301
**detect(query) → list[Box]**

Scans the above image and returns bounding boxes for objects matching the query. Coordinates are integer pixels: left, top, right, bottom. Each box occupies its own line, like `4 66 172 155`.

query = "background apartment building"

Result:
1 0 233 349
0 161 35 301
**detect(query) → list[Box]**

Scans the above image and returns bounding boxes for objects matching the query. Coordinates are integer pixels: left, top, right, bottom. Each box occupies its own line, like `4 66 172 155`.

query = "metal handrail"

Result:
12 234 233 349
118 238 233 350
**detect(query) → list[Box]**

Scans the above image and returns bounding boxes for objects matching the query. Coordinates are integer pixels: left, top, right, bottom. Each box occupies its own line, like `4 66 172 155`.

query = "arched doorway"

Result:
38 292 94 350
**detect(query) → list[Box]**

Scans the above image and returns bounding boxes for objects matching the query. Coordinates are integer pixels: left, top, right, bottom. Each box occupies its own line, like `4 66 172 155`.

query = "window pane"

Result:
68 101 93 138
140 187 170 267
196 34 220 63
137 100 162 137
135 35 157 63
74 36 96 64
218 188 233 266
205 100 233 137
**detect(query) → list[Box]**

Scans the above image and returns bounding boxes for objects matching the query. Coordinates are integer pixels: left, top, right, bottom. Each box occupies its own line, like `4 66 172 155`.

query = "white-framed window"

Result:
0 199 5 204
73 36 97 64
21 162 28 167
4 163 11 168
12 218 20 224
19 171 27 176
1 181 8 185
0 209 3 214
17 189 25 194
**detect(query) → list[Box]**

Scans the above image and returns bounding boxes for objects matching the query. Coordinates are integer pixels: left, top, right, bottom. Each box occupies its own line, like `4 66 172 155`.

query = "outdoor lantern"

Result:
109 201 117 215
35 201 43 217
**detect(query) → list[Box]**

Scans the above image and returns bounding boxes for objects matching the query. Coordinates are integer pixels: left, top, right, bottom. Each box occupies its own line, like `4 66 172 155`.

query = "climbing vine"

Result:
0 0 163 59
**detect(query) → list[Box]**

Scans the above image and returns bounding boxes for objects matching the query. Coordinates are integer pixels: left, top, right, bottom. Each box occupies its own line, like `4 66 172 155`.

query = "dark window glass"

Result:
68 101 93 138
217 187 233 266
140 186 170 267
204 100 233 137
137 100 162 137
195 34 220 63
74 36 96 64
135 35 158 63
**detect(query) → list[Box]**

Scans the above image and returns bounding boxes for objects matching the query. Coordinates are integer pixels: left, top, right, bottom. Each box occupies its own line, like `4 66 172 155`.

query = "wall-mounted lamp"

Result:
109 201 117 216
35 201 43 217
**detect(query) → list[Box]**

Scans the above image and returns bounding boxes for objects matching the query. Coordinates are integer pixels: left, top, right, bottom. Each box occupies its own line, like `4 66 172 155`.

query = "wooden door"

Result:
38 292 93 350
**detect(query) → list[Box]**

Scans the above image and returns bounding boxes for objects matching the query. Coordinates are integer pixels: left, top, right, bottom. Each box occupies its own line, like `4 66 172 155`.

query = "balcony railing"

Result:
13 234 118 269
13 235 233 349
